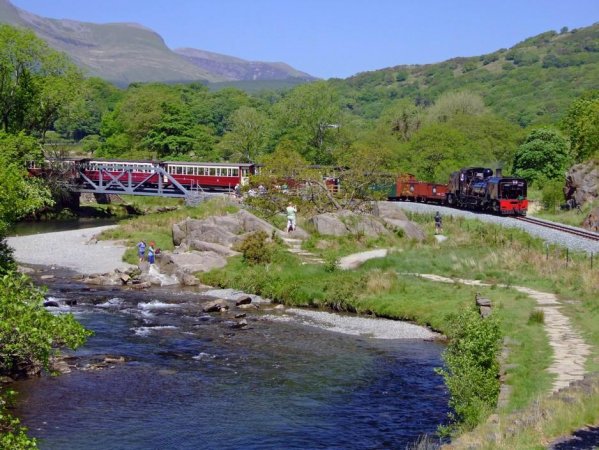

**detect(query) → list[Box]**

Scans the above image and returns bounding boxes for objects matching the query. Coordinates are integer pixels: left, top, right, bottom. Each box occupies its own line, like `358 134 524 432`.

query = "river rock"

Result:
231 319 248 329
237 303 259 310
235 295 252 306
43 300 60 307
159 251 227 275
202 299 229 313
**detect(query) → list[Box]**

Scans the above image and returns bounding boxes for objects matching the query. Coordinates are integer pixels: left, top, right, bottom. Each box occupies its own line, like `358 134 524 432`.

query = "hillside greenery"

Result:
19 22 595 194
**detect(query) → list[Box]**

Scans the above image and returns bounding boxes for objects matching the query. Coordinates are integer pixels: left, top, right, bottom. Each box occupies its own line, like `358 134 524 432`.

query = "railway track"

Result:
515 216 599 242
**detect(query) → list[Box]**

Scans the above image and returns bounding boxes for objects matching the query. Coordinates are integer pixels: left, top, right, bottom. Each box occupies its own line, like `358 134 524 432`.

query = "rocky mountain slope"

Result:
0 0 314 86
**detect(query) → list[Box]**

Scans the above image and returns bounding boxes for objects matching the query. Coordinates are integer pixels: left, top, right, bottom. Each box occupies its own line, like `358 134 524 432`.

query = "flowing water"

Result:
14 274 448 449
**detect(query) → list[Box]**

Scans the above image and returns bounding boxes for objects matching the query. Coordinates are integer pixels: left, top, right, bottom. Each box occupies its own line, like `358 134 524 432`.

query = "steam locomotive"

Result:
390 167 528 215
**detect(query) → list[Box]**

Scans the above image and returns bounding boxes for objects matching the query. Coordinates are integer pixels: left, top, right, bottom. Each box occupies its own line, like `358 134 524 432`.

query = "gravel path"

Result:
389 201 599 254
6 226 135 275
414 273 591 393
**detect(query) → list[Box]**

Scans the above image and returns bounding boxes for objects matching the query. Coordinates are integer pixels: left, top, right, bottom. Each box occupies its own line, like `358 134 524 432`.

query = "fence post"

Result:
566 248 569 267
592 252 594 270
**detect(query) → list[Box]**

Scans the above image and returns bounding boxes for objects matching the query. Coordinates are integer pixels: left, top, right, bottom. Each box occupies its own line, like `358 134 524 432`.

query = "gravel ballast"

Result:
390 202 599 254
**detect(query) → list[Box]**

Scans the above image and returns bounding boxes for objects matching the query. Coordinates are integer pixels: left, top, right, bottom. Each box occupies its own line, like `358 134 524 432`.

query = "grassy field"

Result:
100 199 599 446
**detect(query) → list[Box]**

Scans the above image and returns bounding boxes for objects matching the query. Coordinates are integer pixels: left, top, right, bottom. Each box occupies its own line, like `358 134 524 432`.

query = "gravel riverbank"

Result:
6 225 134 275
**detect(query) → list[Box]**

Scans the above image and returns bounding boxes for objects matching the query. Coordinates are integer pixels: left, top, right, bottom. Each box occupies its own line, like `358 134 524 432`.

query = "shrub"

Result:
235 231 273 265
436 306 501 434
528 309 545 324
541 179 565 211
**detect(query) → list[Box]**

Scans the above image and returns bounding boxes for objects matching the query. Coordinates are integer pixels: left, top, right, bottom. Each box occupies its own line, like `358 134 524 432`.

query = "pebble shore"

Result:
6 226 135 275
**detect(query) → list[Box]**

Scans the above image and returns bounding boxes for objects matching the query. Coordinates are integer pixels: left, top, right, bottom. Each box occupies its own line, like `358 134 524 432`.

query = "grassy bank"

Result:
102 199 599 445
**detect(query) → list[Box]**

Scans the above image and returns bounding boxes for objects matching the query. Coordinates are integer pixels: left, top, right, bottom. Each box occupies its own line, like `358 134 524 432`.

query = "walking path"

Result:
411 273 591 393
280 235 324 264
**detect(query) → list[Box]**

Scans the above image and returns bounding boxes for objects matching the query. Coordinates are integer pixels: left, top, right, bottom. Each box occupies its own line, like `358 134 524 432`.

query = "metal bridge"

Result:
71 162 211 205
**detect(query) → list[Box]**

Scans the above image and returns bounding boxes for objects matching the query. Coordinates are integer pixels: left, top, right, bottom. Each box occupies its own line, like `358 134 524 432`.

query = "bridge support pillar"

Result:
93 193 111 204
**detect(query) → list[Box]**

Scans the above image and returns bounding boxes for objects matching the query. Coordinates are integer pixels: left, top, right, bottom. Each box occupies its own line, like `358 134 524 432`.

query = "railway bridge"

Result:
29 159 244 206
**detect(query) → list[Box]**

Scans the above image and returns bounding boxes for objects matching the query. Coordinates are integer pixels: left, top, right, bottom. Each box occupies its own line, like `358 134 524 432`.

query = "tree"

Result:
378 99 424 141
55 77 123 141
0 25 82 137
427 91 487 123
513 128 570 185
0 132 52 233
560 91 599 162
404 123 469 182
218 106 271 162
273 81 342 164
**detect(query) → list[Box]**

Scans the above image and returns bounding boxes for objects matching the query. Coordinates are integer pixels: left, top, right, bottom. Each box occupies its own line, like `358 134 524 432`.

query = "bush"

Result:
234 231 273 265
0 273 91 446
436 307 501 434
541 179 565 211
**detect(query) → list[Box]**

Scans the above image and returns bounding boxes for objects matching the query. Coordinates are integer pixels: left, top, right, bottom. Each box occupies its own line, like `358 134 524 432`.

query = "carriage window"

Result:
208 168 215 176
232 168 239 177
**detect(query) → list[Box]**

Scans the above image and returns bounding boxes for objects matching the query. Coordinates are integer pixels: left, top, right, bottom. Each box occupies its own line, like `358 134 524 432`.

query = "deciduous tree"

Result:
513 128 570 185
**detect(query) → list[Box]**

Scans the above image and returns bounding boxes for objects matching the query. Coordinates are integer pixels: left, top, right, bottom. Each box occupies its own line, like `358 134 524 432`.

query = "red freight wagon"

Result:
393 175 447 203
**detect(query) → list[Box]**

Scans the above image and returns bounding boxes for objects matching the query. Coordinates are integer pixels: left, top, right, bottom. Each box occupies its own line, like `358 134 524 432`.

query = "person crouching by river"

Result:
147 241 156 265
137 240 146 262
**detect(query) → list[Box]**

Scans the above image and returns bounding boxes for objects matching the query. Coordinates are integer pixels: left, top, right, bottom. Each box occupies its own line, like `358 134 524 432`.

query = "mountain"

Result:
175 47 314 82
0 0 315 86
332 23 599 126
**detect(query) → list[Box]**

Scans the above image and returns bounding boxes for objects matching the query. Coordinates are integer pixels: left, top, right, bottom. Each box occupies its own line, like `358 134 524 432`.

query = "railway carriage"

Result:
80 160 161 185
164 162 257 191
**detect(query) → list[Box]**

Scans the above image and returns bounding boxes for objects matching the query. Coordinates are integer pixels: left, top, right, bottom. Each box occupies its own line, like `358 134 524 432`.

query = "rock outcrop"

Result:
309 210 390 237
582 206 599 232
564 161 599 206
373 202 426 240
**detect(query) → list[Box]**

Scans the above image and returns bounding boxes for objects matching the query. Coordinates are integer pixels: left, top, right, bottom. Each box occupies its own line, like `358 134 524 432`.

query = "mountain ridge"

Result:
0 0 315 86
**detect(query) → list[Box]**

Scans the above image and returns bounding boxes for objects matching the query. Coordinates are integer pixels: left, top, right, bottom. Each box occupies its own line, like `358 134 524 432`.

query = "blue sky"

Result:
11 0 599 79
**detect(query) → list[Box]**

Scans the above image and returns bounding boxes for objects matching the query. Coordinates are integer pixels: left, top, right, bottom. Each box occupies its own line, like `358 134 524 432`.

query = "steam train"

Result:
28 158 527 215
389 167 528 215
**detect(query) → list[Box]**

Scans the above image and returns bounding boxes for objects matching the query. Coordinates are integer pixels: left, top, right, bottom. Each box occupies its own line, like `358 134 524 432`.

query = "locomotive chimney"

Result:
495 168 502 177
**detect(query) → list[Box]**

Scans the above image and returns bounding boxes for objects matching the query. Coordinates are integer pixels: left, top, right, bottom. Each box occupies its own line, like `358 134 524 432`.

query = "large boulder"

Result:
172 210 278 247
310 210 390 237
158 251 227 276
373 201 426 240
582 207 599 232
564 162 599 206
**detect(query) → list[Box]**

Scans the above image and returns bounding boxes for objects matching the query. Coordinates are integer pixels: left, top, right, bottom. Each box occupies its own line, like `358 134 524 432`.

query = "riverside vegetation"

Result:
98 197 599 447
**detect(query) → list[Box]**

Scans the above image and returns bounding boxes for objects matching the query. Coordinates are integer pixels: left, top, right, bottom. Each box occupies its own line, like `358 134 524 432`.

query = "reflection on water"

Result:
9 218 119 237
14 280 449 449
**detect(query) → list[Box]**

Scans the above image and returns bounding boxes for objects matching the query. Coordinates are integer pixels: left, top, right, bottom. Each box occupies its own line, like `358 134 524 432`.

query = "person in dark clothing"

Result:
434 212 443 234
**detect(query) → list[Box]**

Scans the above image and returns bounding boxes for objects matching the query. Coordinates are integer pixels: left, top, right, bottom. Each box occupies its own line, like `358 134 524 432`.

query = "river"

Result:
12 271 449 449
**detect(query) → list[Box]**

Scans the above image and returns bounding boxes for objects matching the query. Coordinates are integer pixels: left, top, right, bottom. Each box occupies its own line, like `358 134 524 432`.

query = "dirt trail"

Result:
413 273 591 393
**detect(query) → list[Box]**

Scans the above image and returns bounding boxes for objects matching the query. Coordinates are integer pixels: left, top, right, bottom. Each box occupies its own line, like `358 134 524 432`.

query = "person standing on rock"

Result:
286 203 297 232
147 241 156 265
434 211 443 234
137 240 146 262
